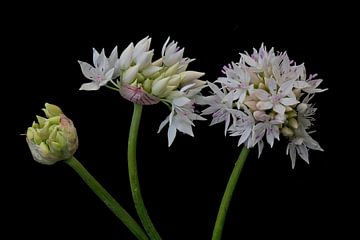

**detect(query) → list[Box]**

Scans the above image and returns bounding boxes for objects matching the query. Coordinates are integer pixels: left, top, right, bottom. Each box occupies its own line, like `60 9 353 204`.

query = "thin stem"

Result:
128 103 162 240
105 84 119 91
211 147 250 240
64 156 148 240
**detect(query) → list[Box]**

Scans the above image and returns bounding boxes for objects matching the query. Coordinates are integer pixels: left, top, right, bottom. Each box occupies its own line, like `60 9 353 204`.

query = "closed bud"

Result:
152 77 170 96
297 103 308 113
281 126 294 137
288 118 299 129
25 103 78 165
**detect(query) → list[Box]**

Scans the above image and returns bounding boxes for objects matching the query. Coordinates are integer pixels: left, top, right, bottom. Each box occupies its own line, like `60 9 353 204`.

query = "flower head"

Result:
26 103 78 165
201 44 326 168
78 37 206 146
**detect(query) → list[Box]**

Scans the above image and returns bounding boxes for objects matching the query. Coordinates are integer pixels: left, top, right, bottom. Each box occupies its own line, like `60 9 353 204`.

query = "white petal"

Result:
294 81 309 89
256 101 273 110
167 124 177 147
122 65 139 84
279 80 294 96
297 144 309 164
257 140 264 158
273 104 285 115
119 43 134 70
162 37 171 56
254 89 270 101
240 53 257 67
164 48 184 66
173 97 191 107
103 68 115 85
158 116 169 133
266 78 277 95
238 128 251 146
175 119 194 137
108 46 118 67
135 50 154 70
92 48 100 66
280 97 299 106
287 144 297 169
180 71 205 84
79 82 100 91
207 81 225 98
142 66 162 77
266 127 275 147
78 61 99 80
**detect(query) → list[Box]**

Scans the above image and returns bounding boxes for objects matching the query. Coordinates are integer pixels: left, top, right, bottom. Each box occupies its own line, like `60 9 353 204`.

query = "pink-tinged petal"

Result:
254 89 270 101
167 124 177 147
273 103 285 114
119 84 159 105
240 53 257 67
280 97 299 106
238 128 251 146
279 80 294 96
253 110 270 121
266 78 277 95
79 82 100 91
256 101 273 110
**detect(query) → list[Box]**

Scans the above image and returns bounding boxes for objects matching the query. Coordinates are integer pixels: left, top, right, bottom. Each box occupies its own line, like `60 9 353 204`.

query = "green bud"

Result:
143 79 153 93
288 118 299 129
164 62 179 77
286 110 297 119
281 126 294 137
25 103 78 165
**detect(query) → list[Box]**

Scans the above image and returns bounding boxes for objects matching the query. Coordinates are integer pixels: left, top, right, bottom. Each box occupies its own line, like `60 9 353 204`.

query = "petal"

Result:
280 97 299 106
273 104 285 115
119 43 134 70
256 101 273 110
158 116 169 133
142 66 162 77
108 46 118 67
240 53 257 67
78 61 99 80
257 140 264 158
238 128 251 146
175 119 194 137
279 80 294 96
122 65 139 84
79 82 100 91
167 123 177 147
266 78 277 95
162 37 171 56
92 48 100 66
297 144 309 164
173 97 191 107
254 89 270 101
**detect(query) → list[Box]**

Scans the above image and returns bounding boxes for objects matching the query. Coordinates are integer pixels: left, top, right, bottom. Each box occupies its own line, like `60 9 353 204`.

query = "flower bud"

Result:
288 118 299 129
296 103 308 113
26 103 78 165
281 126 294 137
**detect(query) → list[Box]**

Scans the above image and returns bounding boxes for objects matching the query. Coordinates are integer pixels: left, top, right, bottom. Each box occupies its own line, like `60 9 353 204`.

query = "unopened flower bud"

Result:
152 77 170 96
122 65 139 84
26 103 78 165
180 71 205 84
288 118 299 129
296 103 308 113
281 126 294 137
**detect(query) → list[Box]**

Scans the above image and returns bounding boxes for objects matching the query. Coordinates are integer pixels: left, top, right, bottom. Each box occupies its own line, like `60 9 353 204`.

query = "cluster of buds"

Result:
201 44 326 168
79 37 207 146
26 103 78 165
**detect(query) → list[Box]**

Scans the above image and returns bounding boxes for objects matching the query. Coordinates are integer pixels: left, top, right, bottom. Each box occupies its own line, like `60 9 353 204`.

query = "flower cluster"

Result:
26 103 78 165
201 44 326 168
78 37 206 146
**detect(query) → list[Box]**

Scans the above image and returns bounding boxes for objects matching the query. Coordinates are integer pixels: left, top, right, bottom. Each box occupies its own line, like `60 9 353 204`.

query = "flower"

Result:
201 44 326 168
78 47 118 90
78 37 206 146
26 103 78 165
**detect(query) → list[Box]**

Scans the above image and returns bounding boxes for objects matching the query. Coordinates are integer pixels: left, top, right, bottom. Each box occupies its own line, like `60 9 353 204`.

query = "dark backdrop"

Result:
4 3 356 239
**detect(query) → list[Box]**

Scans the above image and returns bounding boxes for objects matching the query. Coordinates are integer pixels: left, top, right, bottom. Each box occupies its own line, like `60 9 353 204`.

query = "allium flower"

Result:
26 103 78 165
78 36 206 146
201 44 326 168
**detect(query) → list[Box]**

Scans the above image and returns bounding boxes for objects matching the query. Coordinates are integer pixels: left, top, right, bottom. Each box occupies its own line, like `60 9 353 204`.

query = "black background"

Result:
4 2 357 239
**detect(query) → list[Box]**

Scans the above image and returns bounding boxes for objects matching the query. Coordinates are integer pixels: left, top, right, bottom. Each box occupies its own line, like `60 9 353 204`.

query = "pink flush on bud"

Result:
119 84 160 105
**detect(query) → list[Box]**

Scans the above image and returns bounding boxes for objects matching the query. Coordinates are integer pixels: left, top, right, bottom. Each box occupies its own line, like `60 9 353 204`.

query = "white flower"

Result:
78 36 206 146
201 44 326 168
78 48 117 90
158 96 206 146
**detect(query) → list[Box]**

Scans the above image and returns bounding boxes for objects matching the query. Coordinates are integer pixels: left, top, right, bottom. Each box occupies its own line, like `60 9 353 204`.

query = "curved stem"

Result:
65 156 148 240
128 103 162 240
211 147 250 240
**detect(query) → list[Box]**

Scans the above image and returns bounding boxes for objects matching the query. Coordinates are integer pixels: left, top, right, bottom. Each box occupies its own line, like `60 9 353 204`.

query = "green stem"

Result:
128 103 162 240
211 147 250 240
64 156 148 240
